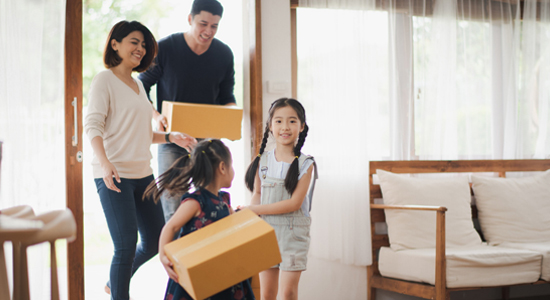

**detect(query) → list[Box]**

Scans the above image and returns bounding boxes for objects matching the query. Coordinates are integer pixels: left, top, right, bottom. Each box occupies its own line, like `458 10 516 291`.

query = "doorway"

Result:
82 0 245 298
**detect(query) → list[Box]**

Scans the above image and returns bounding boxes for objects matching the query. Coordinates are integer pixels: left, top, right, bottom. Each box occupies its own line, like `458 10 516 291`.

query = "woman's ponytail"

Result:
245 123 271 192
144 154 193 203
284 124 308 194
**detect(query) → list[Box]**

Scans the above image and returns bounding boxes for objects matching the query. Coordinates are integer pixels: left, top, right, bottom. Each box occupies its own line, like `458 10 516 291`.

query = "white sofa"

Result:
367 160 550 300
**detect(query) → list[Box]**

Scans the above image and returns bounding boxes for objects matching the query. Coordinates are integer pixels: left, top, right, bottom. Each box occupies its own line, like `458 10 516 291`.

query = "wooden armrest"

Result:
371 203 447 292
371 204 447 212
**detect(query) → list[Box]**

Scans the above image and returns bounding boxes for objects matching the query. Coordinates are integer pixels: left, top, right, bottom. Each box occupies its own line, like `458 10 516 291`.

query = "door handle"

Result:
72 97 78 146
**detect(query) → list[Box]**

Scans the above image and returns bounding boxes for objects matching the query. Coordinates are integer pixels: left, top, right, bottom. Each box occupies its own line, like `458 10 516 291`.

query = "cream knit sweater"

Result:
85 69 153 179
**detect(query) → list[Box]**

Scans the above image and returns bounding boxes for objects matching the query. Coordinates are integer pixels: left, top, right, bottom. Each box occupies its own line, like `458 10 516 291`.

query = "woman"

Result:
84 20 197 300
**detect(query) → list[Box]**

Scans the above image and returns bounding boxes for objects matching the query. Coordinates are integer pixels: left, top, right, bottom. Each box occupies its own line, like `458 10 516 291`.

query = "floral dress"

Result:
164 189 255 300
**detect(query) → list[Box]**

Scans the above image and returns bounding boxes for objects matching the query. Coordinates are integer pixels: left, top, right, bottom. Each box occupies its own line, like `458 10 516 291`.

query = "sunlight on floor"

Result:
85 259 168 299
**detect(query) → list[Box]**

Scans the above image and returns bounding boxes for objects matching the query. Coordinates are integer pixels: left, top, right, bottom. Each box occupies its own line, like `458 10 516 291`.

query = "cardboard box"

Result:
164 209 281 300
162 101 243 141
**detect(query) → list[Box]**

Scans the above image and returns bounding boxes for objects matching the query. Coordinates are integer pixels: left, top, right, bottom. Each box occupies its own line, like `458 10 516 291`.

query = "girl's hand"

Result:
170 132 198 152
100 160 121 193
160 254 179 282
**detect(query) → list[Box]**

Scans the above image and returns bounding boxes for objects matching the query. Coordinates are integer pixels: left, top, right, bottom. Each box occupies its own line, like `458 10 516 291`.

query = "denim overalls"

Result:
259 152 317 271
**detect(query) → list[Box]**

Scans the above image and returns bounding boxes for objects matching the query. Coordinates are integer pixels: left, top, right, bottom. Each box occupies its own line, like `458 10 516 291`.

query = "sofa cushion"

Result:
378 245 542 288
471 171 550 244
499 241 550 281
377 169 482 250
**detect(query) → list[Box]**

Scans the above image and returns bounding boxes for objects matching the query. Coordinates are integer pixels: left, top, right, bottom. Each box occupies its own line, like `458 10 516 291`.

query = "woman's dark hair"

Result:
245 98 309 195
144 139 232 203
191 0 224 17
103 20 157 72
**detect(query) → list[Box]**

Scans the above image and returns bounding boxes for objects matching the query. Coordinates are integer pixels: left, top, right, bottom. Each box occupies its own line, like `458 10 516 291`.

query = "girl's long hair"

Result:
245 98 308 194
144 139 231 203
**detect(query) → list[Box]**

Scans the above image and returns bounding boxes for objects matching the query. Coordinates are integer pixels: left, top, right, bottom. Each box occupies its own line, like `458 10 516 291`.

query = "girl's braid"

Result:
285 124 309 194
245 122 271 192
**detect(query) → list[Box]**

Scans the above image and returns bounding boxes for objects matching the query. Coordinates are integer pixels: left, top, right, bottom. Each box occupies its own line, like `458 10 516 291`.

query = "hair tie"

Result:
202 151 205 154
257 154 261 158
209 140 213 143
188 154 191 158
295 156 299 159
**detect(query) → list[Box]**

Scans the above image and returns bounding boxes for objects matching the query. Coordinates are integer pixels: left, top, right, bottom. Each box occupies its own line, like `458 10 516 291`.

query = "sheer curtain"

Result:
414 0 521 160
0 0 68 298
515 0 550 158
297 0 549 267
297 5 386 266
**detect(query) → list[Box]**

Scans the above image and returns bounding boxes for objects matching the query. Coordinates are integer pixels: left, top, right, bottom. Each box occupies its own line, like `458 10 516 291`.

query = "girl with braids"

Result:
144 139 255 300
244 98 317 300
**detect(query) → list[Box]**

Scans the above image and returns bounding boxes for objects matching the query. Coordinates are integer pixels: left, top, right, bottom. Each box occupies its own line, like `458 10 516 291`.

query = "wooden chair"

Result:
0 205 35 300
15 209 76 300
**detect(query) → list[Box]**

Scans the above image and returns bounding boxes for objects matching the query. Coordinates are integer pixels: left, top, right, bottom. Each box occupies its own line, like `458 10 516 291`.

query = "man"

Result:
139 0 236 222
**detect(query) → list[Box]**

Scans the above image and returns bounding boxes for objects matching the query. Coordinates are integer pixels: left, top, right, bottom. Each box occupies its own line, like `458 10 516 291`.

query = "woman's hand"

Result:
100 160 121 193
155 114 168 132
170 132 197 152
160 253 179 281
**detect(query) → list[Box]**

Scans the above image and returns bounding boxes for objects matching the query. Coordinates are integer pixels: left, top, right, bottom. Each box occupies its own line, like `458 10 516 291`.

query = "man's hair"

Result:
190 0 224 17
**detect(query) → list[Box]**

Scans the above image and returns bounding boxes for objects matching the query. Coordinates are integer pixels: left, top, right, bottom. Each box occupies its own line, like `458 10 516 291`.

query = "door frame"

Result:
249 0 263 155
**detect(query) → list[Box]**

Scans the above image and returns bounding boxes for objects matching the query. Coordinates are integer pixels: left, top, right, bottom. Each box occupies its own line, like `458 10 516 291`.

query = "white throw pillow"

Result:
377 169 482 250
471 170 550 245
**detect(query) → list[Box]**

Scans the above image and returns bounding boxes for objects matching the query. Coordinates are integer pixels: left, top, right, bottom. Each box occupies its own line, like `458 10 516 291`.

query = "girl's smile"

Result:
271 106 304 148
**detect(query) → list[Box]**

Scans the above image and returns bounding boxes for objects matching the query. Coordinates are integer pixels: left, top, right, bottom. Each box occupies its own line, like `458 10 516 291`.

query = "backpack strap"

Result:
299 155 318 212
259 151 270 180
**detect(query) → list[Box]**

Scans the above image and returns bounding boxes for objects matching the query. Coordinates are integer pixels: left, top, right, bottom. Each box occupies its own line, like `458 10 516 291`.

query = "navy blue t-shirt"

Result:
138 32 236 113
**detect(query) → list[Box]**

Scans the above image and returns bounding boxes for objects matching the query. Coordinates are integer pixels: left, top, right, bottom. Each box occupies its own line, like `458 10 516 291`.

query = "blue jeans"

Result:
95 175 165 300
158 143 189 222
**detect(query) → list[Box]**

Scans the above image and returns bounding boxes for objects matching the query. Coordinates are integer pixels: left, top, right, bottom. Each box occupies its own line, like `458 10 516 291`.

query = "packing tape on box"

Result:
170 217 260 262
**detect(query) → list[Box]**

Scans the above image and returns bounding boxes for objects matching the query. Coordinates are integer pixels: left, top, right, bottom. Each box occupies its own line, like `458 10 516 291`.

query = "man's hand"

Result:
170 132 198 153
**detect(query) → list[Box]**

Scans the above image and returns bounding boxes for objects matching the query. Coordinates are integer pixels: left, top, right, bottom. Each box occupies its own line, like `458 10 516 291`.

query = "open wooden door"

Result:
65 0 84 299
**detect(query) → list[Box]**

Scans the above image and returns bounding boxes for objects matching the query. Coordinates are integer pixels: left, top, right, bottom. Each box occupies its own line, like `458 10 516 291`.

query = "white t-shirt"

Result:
259 149 314 216
85 69 153 179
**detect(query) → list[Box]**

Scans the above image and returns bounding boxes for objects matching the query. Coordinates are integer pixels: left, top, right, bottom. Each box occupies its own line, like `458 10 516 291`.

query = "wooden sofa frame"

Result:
368 159 550 300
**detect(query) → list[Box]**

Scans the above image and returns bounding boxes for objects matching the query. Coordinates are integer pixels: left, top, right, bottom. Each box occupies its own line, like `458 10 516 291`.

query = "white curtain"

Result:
297 5 385 267
297 0 549 267
0 0 68 298
515 0 550 158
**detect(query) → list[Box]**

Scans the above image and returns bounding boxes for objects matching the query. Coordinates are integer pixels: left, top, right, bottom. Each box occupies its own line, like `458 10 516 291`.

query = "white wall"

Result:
257 2 550 299
261 0 292 121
